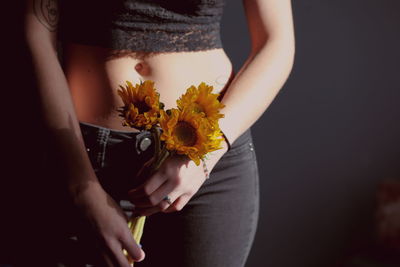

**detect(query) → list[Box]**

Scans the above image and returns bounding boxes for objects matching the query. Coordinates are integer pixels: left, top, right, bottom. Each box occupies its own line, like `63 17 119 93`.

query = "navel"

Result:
134 61 151 76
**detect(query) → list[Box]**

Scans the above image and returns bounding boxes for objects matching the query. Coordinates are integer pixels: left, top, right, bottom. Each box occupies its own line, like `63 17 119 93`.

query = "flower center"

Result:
174 121 198 146
135 100 151 114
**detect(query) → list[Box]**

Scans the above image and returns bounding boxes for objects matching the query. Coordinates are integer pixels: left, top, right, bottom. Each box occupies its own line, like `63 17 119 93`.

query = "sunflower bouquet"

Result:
117 80 226 264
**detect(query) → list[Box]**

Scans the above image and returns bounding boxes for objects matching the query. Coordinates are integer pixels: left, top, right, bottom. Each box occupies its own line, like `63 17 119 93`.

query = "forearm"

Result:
31 50 97 189
25 37 99 195
219 38 295 145
202 38 294 172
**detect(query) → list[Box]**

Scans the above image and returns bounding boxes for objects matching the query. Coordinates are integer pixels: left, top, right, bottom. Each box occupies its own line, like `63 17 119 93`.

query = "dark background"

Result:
220 0 400 266
3 0 400 266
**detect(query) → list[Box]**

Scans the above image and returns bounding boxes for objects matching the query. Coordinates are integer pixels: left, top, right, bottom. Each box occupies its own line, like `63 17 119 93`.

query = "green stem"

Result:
153 146 170 171
148 126 169 173
151 126 161 160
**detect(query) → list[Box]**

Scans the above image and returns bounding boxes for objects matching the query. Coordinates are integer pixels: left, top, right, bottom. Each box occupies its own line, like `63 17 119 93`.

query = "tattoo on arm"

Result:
33 0 59 32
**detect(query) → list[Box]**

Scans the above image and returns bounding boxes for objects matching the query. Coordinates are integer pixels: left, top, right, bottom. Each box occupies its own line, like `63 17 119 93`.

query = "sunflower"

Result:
117 80 161 130
207 125 225 151
177 82 225 127
159 107 224 165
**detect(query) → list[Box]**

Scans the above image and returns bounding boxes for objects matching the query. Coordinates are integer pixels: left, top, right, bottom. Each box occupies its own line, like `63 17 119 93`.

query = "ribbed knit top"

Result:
58 0 226 52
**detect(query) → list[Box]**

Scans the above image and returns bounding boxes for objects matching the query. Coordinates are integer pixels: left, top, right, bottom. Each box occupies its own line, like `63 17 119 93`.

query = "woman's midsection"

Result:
62 42 234 132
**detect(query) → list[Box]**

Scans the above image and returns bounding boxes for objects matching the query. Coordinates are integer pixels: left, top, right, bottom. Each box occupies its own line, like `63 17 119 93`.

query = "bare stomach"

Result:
61 43 234 132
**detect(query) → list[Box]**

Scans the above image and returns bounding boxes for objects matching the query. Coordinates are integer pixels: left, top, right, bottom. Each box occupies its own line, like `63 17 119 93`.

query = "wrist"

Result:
68 179 105 209
202 141 229 174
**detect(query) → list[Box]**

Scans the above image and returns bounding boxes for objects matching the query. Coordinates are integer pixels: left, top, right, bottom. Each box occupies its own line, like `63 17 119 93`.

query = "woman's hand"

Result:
73 181 145 267
127 154 209 216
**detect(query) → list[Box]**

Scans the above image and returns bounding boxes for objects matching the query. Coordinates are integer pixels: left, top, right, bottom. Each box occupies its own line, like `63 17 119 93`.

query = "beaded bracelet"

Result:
201 158 210 179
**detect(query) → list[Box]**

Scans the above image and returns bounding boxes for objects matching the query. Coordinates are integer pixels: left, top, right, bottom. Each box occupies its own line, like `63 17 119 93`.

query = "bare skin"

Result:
62 43 234 132
62 42 235 215
24 0 295 266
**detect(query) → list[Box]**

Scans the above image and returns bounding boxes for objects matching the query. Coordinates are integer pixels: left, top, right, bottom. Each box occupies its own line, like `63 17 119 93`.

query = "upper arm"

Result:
24 0 59 53
242 0 295 53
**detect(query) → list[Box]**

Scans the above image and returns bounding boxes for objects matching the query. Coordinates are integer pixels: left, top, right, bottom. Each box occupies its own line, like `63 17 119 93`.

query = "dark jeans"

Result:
3 121 260 267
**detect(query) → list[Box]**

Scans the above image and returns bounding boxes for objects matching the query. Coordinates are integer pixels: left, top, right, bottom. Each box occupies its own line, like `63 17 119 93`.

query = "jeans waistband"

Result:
79 121 155 170
78 121 254 158
79 121 142 137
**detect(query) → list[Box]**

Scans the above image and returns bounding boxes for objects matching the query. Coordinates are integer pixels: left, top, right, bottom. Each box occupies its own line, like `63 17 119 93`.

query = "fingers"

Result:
162 195 190 213
120 228 146 263
99 254 118 267
129 179 178 208
133 205 162 217
128 172 167 199
96 239 128 267
134 194 190 216
106 239 134 267
129 173 196 216
128 155 205 216
100 238 144 267
132 189 181 216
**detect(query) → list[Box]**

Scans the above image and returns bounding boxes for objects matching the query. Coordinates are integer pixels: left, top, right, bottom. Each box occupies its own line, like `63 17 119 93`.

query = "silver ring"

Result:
163 195 172 205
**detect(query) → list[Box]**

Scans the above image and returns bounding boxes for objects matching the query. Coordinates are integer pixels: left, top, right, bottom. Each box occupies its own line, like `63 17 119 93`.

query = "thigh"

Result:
137 129 260 267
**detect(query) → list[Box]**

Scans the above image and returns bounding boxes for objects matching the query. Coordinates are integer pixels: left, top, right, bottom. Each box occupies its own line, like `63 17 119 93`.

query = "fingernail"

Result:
137 250 145 262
